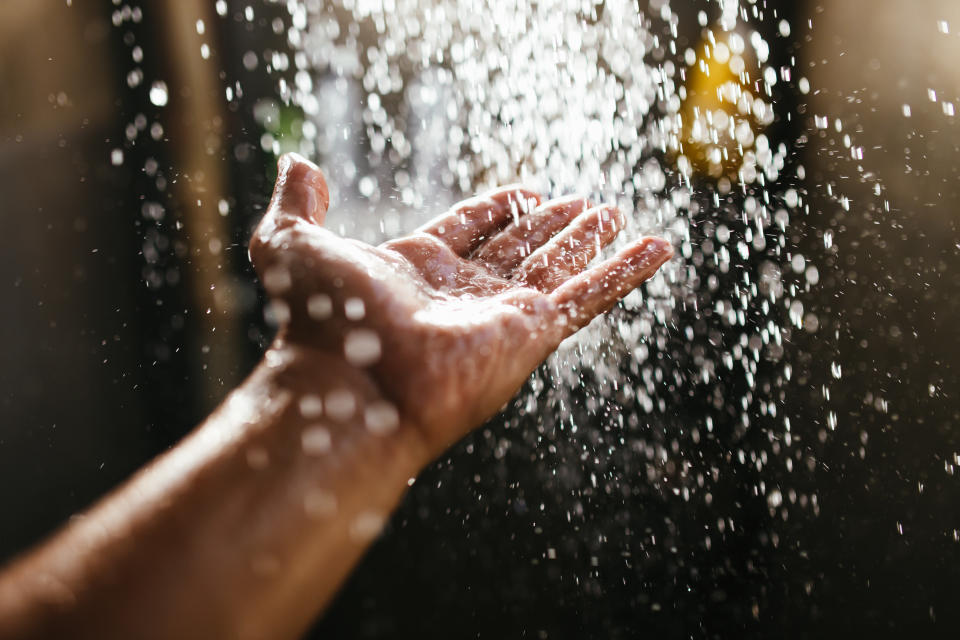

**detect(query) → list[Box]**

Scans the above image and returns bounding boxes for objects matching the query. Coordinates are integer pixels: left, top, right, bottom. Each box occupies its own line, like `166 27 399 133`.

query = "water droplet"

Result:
790 254 805 273
263 266 292 293
149 81 169 107
299 394 323 418
307 294 333 320
264 300 290 326
344 329 381 366
344 297 366 320
325 389 356 421
364 400 399 435
301 425 332 455
767 489 783 508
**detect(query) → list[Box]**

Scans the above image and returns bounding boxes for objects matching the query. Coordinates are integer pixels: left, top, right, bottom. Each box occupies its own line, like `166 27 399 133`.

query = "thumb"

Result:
269 152 330 225
250 153 330 272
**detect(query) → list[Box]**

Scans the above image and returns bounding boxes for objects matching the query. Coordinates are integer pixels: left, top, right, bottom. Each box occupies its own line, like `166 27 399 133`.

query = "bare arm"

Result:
0 350 427 639
0 154 672 639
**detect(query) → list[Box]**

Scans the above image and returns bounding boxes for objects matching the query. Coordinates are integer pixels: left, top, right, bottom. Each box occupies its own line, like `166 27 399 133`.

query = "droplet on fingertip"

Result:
344 297 366 320
263 348 293 369
325 389 356 421
263 266 292 293
301 425 332 455
344 329 381 366
307 294 333 320
364 400 399 435
298 394 324 418
265 300 291 326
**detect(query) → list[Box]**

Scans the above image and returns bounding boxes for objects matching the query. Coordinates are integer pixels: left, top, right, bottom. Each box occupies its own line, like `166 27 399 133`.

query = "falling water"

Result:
103 0 960 633
257 0 850 626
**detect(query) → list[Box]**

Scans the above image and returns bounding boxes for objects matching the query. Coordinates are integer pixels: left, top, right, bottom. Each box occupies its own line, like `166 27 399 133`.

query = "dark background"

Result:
1 1 959 638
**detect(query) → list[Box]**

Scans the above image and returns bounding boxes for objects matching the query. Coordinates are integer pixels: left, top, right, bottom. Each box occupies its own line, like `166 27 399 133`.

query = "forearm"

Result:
0 344 428 640
0 151 672 639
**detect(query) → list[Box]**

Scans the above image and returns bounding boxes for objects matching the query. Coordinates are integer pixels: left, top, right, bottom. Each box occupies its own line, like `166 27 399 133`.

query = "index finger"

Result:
416 186 541 256
551 236 673 334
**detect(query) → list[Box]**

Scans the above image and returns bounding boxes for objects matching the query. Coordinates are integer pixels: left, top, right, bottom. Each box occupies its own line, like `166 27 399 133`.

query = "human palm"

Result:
250 154 672 455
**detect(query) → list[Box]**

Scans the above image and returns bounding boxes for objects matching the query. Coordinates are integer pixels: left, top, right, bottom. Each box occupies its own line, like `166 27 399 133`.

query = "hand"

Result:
0 154 673 640
249 154 672 459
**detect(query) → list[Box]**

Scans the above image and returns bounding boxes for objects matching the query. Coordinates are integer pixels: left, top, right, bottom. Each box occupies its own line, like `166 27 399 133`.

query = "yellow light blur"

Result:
678 31 770 180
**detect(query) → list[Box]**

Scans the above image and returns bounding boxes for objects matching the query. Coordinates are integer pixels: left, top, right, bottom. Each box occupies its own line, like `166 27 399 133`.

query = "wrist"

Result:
257 340 431 475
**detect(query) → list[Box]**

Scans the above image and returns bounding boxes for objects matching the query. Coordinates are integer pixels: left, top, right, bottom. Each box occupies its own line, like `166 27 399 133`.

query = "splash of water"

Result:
283 0 810 488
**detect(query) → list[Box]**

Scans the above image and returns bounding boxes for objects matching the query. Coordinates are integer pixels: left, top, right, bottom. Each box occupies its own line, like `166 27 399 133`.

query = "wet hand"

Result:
249 153 672 459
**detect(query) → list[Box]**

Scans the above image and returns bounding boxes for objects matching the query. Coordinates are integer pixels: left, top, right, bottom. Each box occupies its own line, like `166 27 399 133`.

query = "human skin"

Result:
0 154 672 639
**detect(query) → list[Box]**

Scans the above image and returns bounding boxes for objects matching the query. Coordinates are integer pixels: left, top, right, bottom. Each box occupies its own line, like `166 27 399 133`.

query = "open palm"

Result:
250 154 672 455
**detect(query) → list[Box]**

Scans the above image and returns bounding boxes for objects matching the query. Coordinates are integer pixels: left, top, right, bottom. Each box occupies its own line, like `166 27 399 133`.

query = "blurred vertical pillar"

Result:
0 2 161 557
154 1 243 407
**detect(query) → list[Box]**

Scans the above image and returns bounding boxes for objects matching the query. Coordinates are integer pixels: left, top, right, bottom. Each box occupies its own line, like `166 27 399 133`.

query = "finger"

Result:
551 236 673 334
250 153 329 271
416 186 541 256
515 204 625 292
268 152 330 225
473 195 592 277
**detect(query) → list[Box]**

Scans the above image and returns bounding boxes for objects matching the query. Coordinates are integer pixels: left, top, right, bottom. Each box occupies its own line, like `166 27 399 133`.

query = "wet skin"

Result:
252 153 674 458
0 153 672 640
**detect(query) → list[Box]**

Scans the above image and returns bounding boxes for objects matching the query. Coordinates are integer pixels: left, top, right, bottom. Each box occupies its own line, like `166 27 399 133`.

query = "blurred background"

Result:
1 0 959 638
